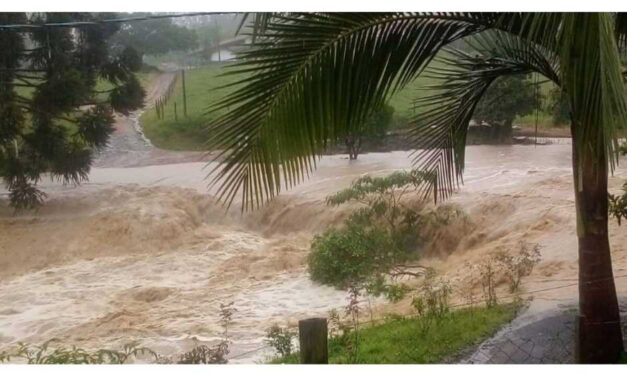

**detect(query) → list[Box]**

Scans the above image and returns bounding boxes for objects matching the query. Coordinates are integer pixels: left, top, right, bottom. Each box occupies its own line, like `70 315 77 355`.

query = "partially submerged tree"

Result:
344 103 394 159
471 74 540 143
0 13 145 209
310 169 443 294
207 13 627 363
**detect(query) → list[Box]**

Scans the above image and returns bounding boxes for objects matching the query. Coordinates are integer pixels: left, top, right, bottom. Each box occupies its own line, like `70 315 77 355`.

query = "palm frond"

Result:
615 13 627 56
207 12 508 210
236 12 278 40
408 31 561 201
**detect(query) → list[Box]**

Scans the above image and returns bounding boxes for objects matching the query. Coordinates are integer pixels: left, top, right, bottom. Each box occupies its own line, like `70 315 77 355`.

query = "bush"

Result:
309 169 460 289
175 342 229 364
609 181 627 226
308 223 395 288
411 269 452 320
265 324 297 358
0 340 157 364
495 241 541 293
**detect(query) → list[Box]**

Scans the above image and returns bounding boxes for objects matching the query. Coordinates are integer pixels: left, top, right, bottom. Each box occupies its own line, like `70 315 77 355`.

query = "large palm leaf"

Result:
408 31 561 201
206 13 505 210
206 12 626 210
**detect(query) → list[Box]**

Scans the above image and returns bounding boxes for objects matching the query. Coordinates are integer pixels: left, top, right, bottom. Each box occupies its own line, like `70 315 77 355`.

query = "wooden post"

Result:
174 102 178 121
298 318 328 364
181 69 187 117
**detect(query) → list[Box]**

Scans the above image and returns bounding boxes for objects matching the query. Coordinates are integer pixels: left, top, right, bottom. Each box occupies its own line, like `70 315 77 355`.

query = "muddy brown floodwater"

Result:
1 144 626 363
0 72 626 362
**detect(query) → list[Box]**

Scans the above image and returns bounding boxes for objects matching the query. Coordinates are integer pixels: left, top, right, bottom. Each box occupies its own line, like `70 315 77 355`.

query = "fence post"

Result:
181 69 187 117
298 318 328 364
174 102 178 121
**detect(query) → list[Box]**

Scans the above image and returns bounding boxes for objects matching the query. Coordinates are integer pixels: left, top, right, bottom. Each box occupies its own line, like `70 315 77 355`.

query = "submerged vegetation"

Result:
308 169 463 291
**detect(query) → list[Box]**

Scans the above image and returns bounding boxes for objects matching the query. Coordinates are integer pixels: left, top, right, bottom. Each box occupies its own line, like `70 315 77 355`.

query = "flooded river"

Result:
1 71 626 362
1 144 626 362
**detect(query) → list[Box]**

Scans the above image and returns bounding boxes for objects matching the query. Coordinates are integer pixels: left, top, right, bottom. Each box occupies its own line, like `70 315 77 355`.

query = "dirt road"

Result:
93 71 207 168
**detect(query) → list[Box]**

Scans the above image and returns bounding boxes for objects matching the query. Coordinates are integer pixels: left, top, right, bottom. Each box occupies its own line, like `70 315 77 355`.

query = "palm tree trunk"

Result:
572 130 624 363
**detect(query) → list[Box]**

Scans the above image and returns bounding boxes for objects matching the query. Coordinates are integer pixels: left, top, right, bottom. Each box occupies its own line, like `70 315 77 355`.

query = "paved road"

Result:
463 298 627 364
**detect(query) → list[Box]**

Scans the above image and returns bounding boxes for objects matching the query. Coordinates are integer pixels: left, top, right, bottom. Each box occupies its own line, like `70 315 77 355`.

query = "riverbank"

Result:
270 304 519 364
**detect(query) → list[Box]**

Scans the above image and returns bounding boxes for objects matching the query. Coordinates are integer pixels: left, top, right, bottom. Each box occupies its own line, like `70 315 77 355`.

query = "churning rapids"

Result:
1 144 626 362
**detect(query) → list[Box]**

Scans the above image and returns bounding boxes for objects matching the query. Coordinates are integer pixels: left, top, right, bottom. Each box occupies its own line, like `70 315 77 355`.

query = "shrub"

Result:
478 256 499 308
609 182 627 225
308 223 395 288
310 169 459 289
175 301 236 364
495 241 541 293
265 324 297 358
176 342 229 364
411 269 452 319
0 340 157 364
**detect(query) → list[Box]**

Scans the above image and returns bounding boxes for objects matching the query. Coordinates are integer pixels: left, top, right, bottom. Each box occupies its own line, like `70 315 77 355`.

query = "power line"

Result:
0 12 236 31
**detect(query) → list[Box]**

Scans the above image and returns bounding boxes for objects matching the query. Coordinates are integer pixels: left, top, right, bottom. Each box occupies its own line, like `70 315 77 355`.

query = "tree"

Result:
0 12 145 209
110 13 198 59
345 103 394 159
472 74 540 143
206 13 627 363
547 86 571 126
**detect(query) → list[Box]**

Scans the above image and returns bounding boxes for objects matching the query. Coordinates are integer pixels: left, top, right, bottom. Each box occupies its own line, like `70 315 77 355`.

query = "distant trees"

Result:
0 12 145 209
472 75 540 143
110 13 198 59
195 24 222 51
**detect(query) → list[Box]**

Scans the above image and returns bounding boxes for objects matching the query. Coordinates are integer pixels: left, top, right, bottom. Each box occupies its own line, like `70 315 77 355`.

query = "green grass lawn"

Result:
139 61 441 150
139 58 561 151
390 70 560 130
270 304 518 364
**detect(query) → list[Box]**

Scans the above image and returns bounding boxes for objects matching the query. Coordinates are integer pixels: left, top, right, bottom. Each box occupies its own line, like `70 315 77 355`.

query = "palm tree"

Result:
207 13 627 363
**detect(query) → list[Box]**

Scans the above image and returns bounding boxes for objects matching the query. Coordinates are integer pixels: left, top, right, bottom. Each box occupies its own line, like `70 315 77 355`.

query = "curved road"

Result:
94 71 207 168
